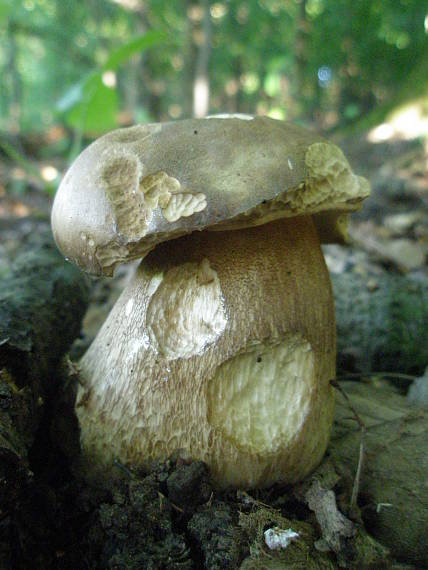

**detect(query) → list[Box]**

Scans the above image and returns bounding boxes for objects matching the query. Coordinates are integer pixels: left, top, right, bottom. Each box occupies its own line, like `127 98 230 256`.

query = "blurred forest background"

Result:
1 0 428 178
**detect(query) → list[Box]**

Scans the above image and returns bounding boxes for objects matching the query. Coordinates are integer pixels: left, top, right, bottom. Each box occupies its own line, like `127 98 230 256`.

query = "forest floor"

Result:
0 129 427 569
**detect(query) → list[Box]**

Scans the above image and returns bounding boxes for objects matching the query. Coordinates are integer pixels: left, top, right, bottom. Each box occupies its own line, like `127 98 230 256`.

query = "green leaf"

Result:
65 76 118 134
57 31 165 134
103 30 166 71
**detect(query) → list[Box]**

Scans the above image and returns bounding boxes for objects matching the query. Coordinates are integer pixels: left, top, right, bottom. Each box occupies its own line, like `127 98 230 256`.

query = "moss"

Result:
188 502 239 570
238 506 336 569
333 272 428 377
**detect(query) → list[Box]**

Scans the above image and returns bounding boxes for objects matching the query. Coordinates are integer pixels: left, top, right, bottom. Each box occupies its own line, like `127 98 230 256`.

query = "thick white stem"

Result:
77 216 335 488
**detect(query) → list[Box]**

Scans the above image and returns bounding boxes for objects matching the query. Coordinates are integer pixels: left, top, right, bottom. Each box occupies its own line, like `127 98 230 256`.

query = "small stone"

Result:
384 212 421 235
383 239 425 271
407 366 428 408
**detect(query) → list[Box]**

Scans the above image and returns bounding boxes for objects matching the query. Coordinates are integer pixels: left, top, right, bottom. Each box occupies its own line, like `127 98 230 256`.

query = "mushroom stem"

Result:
77 216 336 488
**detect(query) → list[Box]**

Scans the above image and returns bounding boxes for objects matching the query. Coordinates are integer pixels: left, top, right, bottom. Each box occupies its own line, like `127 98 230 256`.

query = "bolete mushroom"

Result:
52 116 369 488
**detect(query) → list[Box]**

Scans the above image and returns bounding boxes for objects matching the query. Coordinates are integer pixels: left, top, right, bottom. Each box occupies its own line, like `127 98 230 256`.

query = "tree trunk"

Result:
192 0 212 117
5 23 22 133
294 0 309 118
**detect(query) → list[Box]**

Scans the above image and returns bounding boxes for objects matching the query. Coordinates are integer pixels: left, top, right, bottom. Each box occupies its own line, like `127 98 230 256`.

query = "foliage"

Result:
0 0 427 136
56 30 165 133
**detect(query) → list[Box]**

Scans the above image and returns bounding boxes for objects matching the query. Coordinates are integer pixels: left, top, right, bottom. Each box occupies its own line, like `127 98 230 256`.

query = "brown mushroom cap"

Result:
51 116 369 276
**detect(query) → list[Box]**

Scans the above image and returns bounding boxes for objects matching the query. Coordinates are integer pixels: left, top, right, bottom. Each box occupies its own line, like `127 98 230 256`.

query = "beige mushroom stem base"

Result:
76 216 336 489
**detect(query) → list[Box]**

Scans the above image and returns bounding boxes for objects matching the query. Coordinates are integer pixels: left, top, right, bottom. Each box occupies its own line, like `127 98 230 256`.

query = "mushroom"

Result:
51 116 369 488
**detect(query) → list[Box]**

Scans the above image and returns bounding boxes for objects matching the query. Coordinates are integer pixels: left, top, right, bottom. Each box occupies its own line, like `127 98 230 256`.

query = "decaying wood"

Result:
0 230 89 517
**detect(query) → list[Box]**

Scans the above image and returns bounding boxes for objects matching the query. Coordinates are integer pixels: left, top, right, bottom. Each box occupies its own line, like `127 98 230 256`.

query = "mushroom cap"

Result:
51 116 370 276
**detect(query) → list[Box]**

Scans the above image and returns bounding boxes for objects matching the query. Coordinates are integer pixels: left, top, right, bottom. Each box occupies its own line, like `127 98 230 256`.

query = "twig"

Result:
205 491 214 507
158 491 184 513
236 490 274 510
330 379 366 516
350 425 365 515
